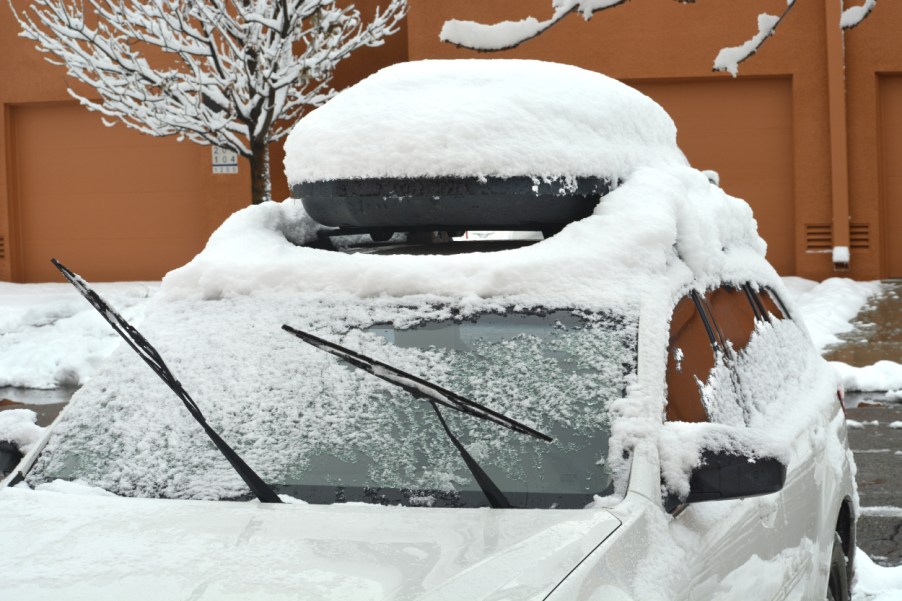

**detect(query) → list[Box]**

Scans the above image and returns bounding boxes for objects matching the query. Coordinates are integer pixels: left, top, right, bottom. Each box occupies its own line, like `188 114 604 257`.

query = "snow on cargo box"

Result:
284 60 689 230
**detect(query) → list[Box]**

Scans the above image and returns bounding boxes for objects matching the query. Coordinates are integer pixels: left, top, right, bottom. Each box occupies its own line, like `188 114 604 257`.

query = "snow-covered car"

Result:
0 60 856 601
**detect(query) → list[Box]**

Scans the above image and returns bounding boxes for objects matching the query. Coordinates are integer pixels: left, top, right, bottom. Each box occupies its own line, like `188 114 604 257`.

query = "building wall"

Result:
0 0 408 282
2 0 900 281
408 0 902 280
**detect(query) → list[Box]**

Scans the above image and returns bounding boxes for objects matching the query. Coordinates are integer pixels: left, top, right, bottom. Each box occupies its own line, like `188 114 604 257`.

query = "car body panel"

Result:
0 486 620 601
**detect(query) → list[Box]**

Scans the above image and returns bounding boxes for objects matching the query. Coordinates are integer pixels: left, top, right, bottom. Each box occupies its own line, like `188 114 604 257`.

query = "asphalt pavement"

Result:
827 280 902 567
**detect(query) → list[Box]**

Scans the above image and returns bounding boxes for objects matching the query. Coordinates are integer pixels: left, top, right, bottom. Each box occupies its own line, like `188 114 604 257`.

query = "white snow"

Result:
832 361 902 393
861 507 902 518
439 1 623 51
713 13 781 77
846 419 879 429
833 245 851 264
777 276 902 393
841 0 878 29
0 281 158 389
854 548 902 601
284 60 688 184
890 422 902 429
0 409 44 452
779 276 881 352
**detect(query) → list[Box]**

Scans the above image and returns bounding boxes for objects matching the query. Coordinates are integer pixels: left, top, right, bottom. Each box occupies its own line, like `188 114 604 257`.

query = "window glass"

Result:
758 287 787 320
28 306 637 509
665 295 715 423
705 286 757 354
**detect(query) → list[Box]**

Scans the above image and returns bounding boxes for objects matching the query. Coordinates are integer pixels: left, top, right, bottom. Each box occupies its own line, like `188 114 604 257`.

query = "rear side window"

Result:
705 286 757 354
756 287 788 320
665 294 716 423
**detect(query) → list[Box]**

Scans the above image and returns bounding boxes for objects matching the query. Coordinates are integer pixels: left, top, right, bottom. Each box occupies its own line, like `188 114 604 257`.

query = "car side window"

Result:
704 285 758 354
755 286 789 321
665 293 717 423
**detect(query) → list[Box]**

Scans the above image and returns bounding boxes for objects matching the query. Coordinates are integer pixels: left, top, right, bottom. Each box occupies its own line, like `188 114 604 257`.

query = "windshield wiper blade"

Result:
281 324 546 509
280 324 552 442
52 259 282 504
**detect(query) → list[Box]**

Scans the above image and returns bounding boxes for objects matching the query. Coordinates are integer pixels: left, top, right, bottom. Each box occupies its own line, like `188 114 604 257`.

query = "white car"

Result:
0 60 855 601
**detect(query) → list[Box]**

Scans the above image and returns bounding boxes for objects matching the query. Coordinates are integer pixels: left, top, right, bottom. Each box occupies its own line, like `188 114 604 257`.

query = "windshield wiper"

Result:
281 325 551 441
52 259 282 504
281 324 553 509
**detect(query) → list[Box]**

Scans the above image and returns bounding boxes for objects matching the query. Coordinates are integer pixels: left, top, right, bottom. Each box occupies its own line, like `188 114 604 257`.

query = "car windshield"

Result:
27 303 637 509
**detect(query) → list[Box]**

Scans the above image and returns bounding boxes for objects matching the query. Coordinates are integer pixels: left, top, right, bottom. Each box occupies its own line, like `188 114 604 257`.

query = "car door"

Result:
663 287 787 601
730 286 849 598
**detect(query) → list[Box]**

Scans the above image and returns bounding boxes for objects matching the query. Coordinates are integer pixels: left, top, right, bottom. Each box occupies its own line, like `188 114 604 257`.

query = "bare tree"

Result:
440 0 878 76
11 0 407 204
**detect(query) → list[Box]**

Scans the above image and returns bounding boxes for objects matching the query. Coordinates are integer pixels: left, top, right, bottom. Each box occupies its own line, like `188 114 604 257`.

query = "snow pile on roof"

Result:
163 165 769 309
284 60 688 184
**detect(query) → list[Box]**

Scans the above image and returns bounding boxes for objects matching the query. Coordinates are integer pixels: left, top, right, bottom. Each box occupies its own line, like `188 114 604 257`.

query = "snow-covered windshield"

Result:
283 310 636 508
27 300 636 509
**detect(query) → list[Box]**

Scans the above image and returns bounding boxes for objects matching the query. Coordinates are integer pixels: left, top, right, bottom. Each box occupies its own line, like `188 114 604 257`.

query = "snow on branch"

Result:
841 0 877 29
712 8 789 77
441 0 878 76
9 0 406 202
440 0 625 51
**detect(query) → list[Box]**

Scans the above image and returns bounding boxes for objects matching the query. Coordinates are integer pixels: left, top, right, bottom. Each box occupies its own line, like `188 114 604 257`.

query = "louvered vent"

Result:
850 223 870 250
805 223 832 251
0 236 5 260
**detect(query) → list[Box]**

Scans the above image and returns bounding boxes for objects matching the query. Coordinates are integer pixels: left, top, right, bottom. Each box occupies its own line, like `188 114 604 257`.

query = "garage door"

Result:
880 76 902 278
11 102 207 282
631 78 795 275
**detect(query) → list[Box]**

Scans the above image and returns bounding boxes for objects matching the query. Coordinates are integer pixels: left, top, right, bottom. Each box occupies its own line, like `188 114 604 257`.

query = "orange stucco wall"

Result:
2 0 901 281
0 0 408 281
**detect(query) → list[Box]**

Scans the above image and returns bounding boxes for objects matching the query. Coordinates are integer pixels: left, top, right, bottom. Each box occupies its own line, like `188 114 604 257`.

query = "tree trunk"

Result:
249 141 272 204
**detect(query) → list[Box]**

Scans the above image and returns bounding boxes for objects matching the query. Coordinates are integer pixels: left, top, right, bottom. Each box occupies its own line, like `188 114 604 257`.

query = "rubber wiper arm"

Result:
282 324 549 509
280 325 552 442
52 259 282 504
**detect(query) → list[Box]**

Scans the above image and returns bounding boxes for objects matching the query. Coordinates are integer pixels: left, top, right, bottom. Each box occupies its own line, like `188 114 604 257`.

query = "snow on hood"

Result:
1 486 620 601
283 60 689 184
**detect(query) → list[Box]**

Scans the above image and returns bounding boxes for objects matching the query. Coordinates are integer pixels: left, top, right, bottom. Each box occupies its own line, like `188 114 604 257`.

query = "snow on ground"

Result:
0 281 157 389
781 276 882 352
779 276 902 392
833 361 902 394
854 550 902 601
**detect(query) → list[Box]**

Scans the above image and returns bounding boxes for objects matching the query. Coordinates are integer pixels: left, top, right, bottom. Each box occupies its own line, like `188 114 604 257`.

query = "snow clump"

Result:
284 60 688 184
0 409 45 453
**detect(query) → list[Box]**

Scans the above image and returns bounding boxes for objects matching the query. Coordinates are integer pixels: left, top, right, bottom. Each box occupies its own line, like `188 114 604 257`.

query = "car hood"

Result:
1 486 620 601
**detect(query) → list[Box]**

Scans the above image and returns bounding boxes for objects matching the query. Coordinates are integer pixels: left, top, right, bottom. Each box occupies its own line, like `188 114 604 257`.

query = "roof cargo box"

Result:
294 176 612 230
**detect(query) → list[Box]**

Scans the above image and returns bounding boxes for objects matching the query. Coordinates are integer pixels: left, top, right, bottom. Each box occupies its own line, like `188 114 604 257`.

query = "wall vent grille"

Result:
850 223 870 250
805 223 832 251
0 236 5 260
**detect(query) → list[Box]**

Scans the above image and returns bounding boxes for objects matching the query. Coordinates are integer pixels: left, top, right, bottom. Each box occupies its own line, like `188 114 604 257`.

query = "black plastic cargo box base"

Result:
293 176 613 231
